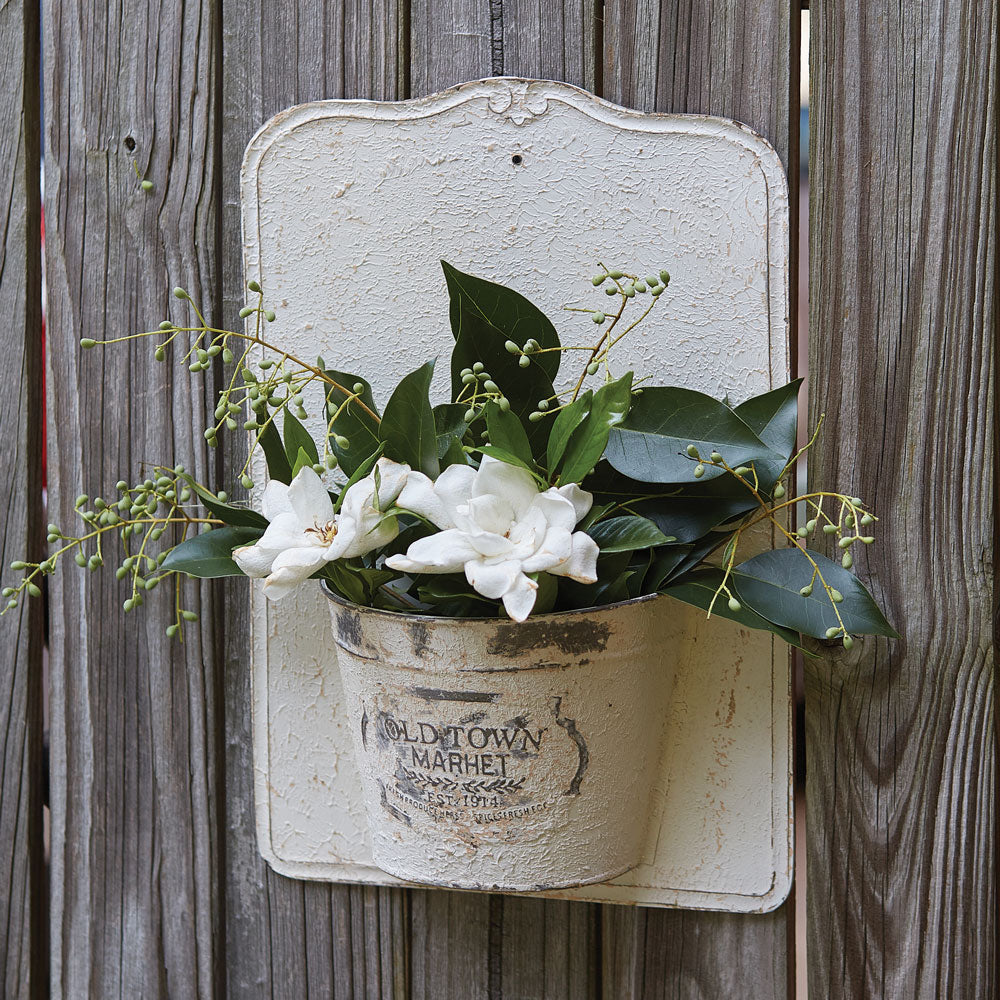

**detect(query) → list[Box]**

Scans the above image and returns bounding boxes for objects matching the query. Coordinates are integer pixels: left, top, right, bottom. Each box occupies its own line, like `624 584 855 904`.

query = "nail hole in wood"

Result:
124 136 136 152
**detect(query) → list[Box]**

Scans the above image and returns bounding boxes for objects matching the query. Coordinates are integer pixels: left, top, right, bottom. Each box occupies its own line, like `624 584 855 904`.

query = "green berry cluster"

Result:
457 361 511 422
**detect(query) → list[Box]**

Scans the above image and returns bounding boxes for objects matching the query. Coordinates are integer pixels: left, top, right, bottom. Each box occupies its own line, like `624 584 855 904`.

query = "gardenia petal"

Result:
473 457 539 518
529 489 580 533
502 573 539 622
549 531 600 584
466 559 522 600
520 525 574 573
261 479 294 521
232 512 313 578
557 483 593 523
385 529 482 574
288 466 335 526
262 546 330 600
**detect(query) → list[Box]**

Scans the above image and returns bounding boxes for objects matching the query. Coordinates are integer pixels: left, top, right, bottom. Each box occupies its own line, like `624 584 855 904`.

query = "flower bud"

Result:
483 380 499 393
838 536 854 548
659 270 671 284
825 626 839 639
806 519 817 532
693 464 705 478
222 348 234 364
773 483 786 498
635 281 647 292
686 444 700 458
830 589 844 603
591 274 607 286
609 270 623 279
823 523 838 534
240 474 253 489
727 597 741 612
586 362 599 375
166 624 179 638
473 362 485 373
140 180 154 192
734 466 751 477
80 338 97 349
247 279 261 293
842 552 853 569
499 397 510 412
842 635 855 650
710 451 722 463
528 411 544 422
604 286 617 296
799 585 813 597
861 536 875 544
75 552 87 567
264 310 276 323
504 340 519 354
181 610 198 622
464 409 476 423
519 355 530 368
154 347 166 362
334 435 350 449
592 312 605 324
462 373 476 385
25 583 40 598
239 306 254 318
173 287 188 299
159 321 174 331
10 561 26 571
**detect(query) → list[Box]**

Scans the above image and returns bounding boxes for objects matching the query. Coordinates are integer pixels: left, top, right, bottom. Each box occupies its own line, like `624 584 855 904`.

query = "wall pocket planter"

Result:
242 78 792 912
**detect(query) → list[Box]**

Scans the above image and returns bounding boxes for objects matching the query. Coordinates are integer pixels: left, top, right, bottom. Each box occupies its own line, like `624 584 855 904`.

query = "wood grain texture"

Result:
806 1 997 997
600 2 797 996
220 4 411 998
43 2 222 996
0 1 44 998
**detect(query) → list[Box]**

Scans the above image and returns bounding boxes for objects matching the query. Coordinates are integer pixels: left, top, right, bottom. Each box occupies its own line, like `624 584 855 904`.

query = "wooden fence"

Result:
0 1 995 997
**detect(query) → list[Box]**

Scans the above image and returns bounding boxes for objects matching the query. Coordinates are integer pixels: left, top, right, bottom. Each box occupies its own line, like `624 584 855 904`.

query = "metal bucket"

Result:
325 587 677 891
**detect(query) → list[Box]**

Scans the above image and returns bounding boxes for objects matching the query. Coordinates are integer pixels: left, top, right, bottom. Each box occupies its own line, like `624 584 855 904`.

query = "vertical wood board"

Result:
807 1 998 997
43 2 222 996
0 1 44 997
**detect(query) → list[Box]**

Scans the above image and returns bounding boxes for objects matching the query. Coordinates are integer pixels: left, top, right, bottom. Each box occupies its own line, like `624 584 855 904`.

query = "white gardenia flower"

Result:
234 458 409 601
385 456 599 622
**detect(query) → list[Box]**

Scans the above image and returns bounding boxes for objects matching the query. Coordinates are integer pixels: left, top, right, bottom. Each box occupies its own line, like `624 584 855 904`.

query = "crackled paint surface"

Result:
242 78 792 912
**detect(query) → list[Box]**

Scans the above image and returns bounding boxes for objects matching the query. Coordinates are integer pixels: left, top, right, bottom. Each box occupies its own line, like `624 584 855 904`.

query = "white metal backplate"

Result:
241 78 792 913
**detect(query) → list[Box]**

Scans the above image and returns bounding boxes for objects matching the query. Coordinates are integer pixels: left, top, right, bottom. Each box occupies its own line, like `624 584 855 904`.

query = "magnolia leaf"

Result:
604 385 782 483
557 374 633 484
255 419 292 483
161 526 263 578
325 369 381 476
733 378 803 459
177 474 268 530
477 444 541 477
546 391 591 475
731 547 899 639
379 359 439 478
485 401 532 465
282 410 319 470
292 446 314 477
442 261 559 451
662 567 812 653
433 403 469 460
586 514 673 553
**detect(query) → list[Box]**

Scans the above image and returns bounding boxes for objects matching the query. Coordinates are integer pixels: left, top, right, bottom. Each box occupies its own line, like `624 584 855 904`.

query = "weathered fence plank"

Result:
43 2 222 996
807 1 997 997
0 1 44 998
408 7 602 999
220 4 411 998
599 1 798 994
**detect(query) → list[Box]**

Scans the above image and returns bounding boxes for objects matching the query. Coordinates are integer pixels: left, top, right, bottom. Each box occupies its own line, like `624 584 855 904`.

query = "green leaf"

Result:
546 391 591 475
557 373 633 484
161 526 263 578
586 514 673 553
324 370 382 477
731 547 899 639
320 559 367 606
604 385 782 483
662 567 813 653
255 419 292 484
379 359 439 477
477 445 541 477
283 411 319 470
733 378 803 460
442 261 559 452
433 403 469 456
485 401 532 465
176 474 269 529
292 446 314 477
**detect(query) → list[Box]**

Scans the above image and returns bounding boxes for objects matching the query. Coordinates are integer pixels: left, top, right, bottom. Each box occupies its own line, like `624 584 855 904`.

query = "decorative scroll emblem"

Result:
487 82 549 125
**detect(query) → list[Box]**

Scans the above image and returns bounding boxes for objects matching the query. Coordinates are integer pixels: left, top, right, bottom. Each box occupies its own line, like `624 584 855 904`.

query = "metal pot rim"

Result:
319 579 662 624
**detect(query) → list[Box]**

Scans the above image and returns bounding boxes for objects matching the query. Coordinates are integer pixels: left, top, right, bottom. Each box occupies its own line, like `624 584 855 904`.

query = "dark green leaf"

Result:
255 419 292 483
161 526 263 578
485 401 532 465
433 403 470 459
177 474 268 529
476 445 542 477
379 359 439 478
442 261 558 452
586 514 673 553
283 411 319 470
733 378 803 459
292 447 314 477
731 547 898 639
604 385 782 483
324 369 381 476
320 560 367 605
663 567 813 653
546 391 591 474
558 373 633 484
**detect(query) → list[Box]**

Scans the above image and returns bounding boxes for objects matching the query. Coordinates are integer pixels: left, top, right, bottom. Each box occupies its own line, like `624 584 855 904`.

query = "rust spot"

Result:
552 697 589 796
487 620 610 657
406 686 499 703
336 608 363 650
409 621 431 657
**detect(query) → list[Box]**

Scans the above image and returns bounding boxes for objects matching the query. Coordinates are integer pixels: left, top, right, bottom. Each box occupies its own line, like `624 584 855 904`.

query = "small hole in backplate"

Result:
511 154 523 166
124 136 136 152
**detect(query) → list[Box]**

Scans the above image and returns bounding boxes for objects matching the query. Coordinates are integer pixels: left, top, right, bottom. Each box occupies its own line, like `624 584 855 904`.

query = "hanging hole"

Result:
124 136 136 152
511 154 523 166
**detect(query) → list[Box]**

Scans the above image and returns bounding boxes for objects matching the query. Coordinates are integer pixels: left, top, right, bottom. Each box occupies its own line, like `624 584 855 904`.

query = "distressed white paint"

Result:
328 589 678 891
241 78 792 912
